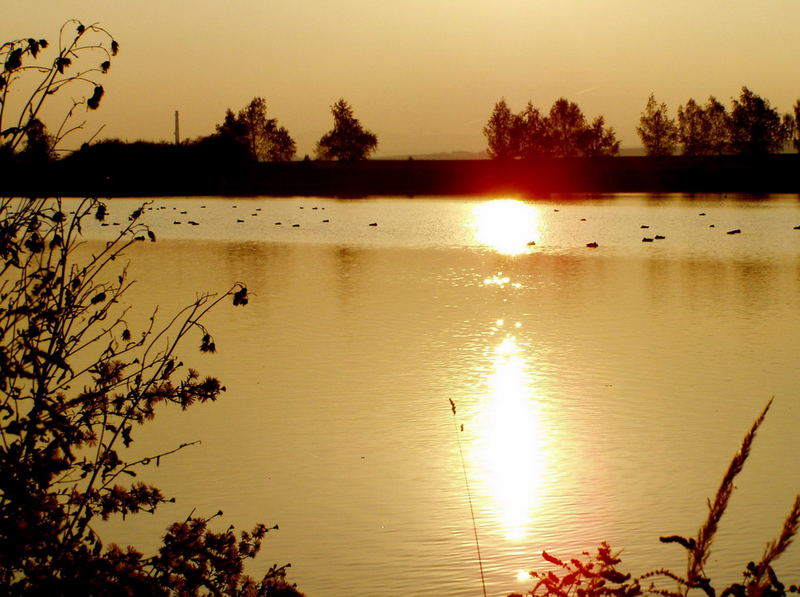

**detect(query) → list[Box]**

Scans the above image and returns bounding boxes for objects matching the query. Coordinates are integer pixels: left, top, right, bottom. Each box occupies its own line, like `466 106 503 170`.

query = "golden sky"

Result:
3 1 799 157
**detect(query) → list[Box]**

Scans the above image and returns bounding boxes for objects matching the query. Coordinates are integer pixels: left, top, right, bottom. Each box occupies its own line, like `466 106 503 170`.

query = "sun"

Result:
473 199 540 256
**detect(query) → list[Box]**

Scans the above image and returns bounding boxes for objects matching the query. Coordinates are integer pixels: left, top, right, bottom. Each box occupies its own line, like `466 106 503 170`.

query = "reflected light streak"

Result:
473 199 540 256
473 335 546 541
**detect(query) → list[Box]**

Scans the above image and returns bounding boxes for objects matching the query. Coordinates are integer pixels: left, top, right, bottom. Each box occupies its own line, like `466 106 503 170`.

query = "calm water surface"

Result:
83 194 800 596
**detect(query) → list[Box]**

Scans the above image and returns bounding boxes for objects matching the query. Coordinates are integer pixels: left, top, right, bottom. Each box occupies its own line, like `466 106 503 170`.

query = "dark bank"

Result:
5 153 800 198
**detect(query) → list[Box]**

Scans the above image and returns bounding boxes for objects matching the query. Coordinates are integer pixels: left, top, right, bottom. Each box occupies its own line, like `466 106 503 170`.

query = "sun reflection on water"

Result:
472 334 547 541
473 199 540 256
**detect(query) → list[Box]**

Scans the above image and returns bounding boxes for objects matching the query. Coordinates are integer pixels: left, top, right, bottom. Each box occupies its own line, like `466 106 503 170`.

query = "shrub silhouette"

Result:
511 399 799 597
0 21 303 596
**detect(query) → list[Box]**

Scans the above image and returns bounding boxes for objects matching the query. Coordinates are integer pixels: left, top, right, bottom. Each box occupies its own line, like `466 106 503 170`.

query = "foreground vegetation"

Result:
0 21 302 595
510 399 799 597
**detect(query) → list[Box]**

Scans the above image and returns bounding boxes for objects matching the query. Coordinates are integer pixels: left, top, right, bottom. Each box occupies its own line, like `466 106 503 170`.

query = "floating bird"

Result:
236 219 244 223
580 218 586 221
727 229 741 235
527 240 536 246
252 213 258 216
794 225 800 230
189 221 199 226
699 212 706 216
312 207 318 210
642 237 654 242
173 221 181 224
709 224 715 228
256 208 261 211
586 241 598 248
655 235 665 240
292 224 300 227
640 225 650 229
180 211 187 214
322 219 330 223
369 222 378 227
201 205 206 208
554 209 559 212
274 222 282 225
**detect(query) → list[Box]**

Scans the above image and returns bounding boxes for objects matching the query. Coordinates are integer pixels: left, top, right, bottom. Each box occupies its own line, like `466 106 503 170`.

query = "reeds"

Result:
686 398 773 589
516 398 800 597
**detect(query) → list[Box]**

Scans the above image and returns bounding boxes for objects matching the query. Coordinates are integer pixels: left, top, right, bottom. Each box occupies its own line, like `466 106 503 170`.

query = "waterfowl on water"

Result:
654 235 665 240
727 229 741 235
794 225 800 230
586 241 598 248
642 237 654 242
237 219 244 223
640 225 650 229
369 222 378 227
323 219 330 223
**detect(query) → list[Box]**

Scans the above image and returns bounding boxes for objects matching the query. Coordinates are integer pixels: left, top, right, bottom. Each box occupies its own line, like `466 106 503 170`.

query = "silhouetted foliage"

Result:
548 98 588 158
0 20 117 155
793 100 800 153
484 99 520 160
0 22 303 596
209 99 296 163
510 400 799 597
231 97 297 162
729 87 792 155
315 99 378 161
484 98 618 159
677 97 732 156
637 93 679 156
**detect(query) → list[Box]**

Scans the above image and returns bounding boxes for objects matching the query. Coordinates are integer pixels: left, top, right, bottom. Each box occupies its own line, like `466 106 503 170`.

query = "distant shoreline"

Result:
5 155 800 197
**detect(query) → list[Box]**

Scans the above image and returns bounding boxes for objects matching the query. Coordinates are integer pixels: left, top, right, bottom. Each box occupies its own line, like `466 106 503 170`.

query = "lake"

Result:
83 193 800 596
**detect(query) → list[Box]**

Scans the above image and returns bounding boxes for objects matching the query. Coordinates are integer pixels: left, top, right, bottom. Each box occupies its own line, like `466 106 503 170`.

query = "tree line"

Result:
2 94 379 169
637 87 800 156
485 87 800 159
484 98 620 159
206 96 377 162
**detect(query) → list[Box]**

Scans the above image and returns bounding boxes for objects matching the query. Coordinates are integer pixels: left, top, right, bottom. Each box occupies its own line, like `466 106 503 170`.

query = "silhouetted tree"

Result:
213 98 296 162
729 87 790 155
484 99 520 160
637 93 679 156
315 99 378 161
702 96 732 155
18 118 54 167
236 97 296 162
677 97 733 156
793 100 800 152
517 102 548 159
579 115 620 157
677 98 706 156
548 98 587 158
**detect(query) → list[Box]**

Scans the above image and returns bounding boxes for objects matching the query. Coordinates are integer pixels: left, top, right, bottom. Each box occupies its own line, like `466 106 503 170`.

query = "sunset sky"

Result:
3 1 799 157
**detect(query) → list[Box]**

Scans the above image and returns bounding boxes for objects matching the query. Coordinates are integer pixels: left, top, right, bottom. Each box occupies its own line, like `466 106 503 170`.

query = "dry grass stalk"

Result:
748 493 800 593
687 398 773 586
